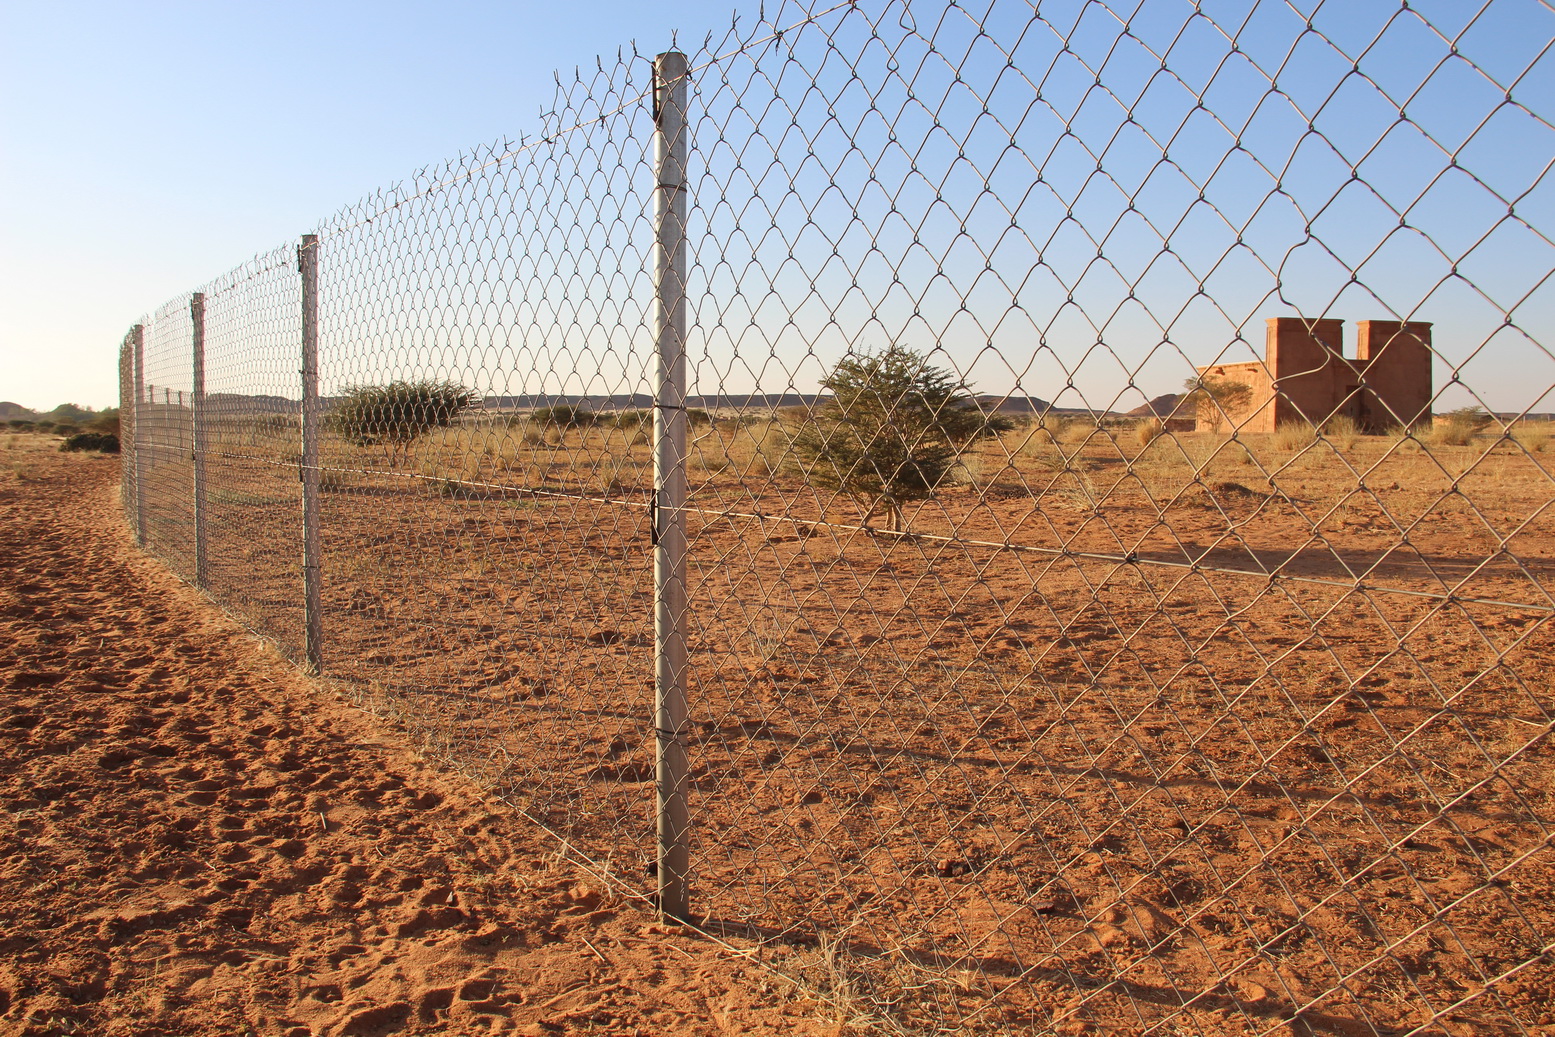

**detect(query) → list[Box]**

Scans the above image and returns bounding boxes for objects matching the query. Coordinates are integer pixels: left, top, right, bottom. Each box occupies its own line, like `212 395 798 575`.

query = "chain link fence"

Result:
119 1 1554 1032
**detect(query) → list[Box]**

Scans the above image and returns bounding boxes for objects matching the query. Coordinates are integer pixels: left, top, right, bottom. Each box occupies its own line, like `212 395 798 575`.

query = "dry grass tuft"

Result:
417 427 527 487
1511 420 1551 453
948 453 986 488
1422 407 1494 448
1273 423 1318 452
1060 421 1098 446
690 417 790 479
1321 415 1360 451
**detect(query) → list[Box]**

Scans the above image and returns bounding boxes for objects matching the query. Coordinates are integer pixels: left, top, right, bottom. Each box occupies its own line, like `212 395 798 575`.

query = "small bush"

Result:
604 409 653 431
1425 424 1476 448
1444 405 1495 429
948 454 986 488
787 346 1001 530
327 380 478 459
1012 419 1063 453
60 432 120 454
1321 414 1360 451
1512 420 1552 453
1060 421 1097 446
1274 423 1318 452
530 404 596 429
1424 407 1494 448
725 419 790 477
1134 417 1164 448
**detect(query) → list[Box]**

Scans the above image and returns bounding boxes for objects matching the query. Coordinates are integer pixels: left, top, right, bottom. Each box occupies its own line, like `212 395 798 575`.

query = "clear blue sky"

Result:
0 0 756 411
4 0 1552 416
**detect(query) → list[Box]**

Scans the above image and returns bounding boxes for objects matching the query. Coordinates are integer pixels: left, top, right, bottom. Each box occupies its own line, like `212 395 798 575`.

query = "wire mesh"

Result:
137 295 196 580
118 328 138 540
120 1 1554 1033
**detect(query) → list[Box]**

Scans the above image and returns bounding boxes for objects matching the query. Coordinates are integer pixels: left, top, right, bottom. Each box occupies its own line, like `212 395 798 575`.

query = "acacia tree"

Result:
788 346 1012 531
1183 374 1253 433
328 380 478 464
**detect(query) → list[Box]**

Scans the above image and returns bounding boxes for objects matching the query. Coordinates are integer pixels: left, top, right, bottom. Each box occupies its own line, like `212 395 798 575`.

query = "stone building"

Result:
1195 317 1433 433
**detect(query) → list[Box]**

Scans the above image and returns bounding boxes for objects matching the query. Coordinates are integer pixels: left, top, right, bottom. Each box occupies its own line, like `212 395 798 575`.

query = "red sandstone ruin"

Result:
1195 317 1433 433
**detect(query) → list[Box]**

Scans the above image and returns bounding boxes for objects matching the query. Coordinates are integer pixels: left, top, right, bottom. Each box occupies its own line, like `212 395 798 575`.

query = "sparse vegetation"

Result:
1322 414 1360 451
1183 375 1253 432
326 380 478 463
1134 416 1165 447
1002 417 1065 458
786 346 1013 531
1274 422 1318 452
529 403 597 429
1423 406 1494 448
417 427 524 488
1060 420 1098 447
59 432 120 454
1512 419 1552 453
693 418 790 479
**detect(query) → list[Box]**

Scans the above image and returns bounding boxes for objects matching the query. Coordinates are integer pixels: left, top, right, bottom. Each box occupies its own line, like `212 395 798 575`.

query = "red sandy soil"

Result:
117 423 1555 1034
0 447 834 1036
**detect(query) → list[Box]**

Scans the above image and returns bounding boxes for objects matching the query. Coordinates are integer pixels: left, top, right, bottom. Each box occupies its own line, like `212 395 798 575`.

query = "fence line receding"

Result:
117 2 1555 1033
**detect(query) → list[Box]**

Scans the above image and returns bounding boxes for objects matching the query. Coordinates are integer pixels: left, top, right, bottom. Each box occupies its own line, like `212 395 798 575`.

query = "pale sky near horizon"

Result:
4 0 1553 416
1 0 754 411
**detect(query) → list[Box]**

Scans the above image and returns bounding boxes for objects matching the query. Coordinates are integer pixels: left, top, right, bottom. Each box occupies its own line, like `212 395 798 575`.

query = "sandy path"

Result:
0 446 827 1036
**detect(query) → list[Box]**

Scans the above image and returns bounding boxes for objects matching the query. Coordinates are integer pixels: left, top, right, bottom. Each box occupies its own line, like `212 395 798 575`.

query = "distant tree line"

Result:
3 402 119 437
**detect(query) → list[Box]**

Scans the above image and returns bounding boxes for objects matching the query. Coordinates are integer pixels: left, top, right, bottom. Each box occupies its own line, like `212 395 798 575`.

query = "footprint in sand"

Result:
332 1000 412 1036
418 986 455 1023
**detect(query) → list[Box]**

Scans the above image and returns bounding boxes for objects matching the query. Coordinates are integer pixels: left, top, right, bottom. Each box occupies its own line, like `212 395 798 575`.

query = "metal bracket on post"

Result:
191 293 209 590
131 324 148 548
653 49 691 923
298 234 324 674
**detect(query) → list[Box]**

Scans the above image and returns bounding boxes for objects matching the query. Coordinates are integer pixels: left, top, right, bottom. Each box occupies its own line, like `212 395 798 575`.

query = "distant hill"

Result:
101 388 1315 426
0 402 38 420
482 392 1073 415
206 393 299 414
483 393 651 412
974 394 1052 414
47 403 97 423
1127 393 1186 418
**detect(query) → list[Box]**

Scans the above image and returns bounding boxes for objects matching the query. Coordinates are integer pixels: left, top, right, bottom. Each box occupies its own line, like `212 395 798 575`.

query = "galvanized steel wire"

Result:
120 1 1555 1032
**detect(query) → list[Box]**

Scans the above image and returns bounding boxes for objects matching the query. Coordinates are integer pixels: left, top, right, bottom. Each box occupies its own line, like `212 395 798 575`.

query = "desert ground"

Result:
84 408 1555 1033
0 438 843 1036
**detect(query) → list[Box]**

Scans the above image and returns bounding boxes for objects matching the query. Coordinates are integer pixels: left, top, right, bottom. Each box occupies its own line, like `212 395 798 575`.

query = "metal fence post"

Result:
131 324 148 547
298 234 324 673
191 293 208 589
653 49 691 922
